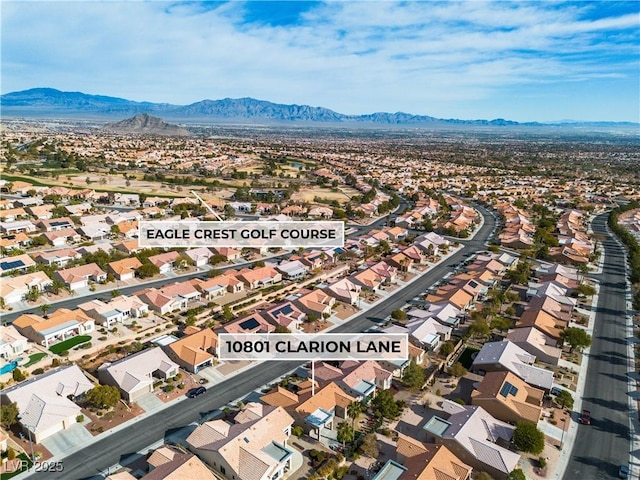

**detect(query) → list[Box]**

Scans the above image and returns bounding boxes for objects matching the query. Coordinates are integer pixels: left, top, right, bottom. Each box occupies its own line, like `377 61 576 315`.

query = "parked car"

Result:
186 386 206 398
579 409 591 425
618 465 629 479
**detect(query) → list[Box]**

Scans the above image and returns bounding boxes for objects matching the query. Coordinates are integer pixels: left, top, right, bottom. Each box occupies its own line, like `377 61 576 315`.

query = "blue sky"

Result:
2 1 639 122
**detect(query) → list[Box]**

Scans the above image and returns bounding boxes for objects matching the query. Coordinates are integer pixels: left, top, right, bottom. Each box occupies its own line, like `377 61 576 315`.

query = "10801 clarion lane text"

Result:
224 339 403 354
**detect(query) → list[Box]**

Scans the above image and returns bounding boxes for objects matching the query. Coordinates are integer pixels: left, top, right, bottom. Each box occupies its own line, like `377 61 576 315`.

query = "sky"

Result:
2 0 639 122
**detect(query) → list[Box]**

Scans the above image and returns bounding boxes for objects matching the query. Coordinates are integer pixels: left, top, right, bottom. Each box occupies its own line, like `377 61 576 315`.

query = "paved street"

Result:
562 213 632 480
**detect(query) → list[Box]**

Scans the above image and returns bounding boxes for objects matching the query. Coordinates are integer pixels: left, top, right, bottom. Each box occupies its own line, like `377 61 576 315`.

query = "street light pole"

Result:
560 417 566 450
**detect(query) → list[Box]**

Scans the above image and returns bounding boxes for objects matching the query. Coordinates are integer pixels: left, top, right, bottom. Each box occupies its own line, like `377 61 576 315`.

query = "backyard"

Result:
49 335 92 354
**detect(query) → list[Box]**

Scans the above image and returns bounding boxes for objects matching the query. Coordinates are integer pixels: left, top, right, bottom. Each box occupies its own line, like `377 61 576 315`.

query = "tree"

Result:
561 327 592 352
507 469 526 480
513 421 545 454
439 342 454 357
85 384 121 409
137 263 160 279
475 473 493 480
371 389 402 420
222 305 234 322
402 361 425 390
39 303 51 318
0 401 19 429
576 283 597 297
447 362 467 378
390 309 407 321
469 320 490 338
336 421 354 447
359 432 379 458
347 401 362 430
274 325 291 333
555 390 574 410
12 368 25 382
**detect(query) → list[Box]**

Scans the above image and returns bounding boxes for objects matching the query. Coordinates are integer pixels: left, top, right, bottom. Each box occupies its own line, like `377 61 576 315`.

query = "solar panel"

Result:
279 305 293 315
0 260 25 271
51 221 71 227
499 381 518 397
239 318 260 331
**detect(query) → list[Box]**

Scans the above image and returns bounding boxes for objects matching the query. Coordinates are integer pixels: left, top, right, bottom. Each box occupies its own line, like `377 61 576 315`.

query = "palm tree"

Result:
347 401 363 431
337 421 354 448
39 303 51 318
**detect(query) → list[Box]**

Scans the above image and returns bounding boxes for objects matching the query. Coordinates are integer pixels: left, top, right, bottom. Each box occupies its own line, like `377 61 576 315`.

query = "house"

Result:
324 277 362 306
471 371 544 424
143 448 217 480
32 248 82 267
42 228 82 247
237 265 282 289
299 251 325 270
405 317 452 351
425 287 474 311
222 312 275 334
211 247 241 261
115 240 142 255
1 365 94 443
410 302 463 328
382 433 472 480
294 289 336 318
369 261 398 284
158 281 202 305
186 403 294 480
0 271 52 305
137 288 187 315
78 295 149 328
36 217 74 232
334 360 393 401
0 220 37 234
107 257 143 281
423 404 520 480
98 347 179 401
293 382 355 440
0 325 29 359
260 379 316 410
262 301 307 331
276 259 309 280
471 340 554 391
0 232 32 251
350 268 384 291
516 309 566 342
54 263 107 291
13 308 95 348
400 245 429 265
164 327 218 373
0 253 35 274
385 252 414 272
192 275 244 301
148 251 181 274
184 247 214 267
506 326 562 365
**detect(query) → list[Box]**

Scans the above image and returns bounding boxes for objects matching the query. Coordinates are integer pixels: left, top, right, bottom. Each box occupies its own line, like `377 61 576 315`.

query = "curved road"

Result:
563 213 631 480
27 205 495 480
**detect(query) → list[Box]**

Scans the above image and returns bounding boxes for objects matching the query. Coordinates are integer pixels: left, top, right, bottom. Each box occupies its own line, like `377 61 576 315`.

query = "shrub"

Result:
32 368 45 375
12 368 25 382
76 414 84 423
539 457 547 469
98 336 107 341
163 384 175 393
436 388 442 396
59 350 69 356
292 425 304 436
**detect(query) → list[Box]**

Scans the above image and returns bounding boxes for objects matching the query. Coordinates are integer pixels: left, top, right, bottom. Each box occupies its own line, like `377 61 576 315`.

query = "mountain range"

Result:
102 114 190 136
1 87 636 127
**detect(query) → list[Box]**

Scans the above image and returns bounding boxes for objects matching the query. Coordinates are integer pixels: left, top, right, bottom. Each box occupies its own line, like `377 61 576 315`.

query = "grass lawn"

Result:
1 453 32 479
458 347 480 369
23 352 47 367
49 335 91 355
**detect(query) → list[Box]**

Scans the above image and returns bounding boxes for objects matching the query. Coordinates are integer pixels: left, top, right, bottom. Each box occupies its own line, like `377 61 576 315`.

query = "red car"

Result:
580 410 591 425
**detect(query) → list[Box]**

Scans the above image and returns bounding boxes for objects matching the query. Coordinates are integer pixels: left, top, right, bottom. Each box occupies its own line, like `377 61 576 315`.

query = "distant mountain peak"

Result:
102 114 190 136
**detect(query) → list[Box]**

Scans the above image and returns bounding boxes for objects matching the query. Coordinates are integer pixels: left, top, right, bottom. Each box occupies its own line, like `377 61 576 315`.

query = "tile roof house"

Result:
506 326 562 365
237 266 282 289
42 227 82 247
164 327 218 373
1 365 94 443
261 301 307 331
148 251 182 274
292 382 355 440
350 268 384 291
294 289 336 317
471 341 554 390
32 248 82 267
0 271 52 305
184 247 214 267
222 312 275 334
13 308 95 348
471 371 544 424
0 325 29 359
516 309 566 342
78 295 149 328
387 433 472 480
423 405 520 480
211 246 242 261
98 347 179 401
276 259 309 280
191 275 244 301
54 263 107 291
107 257 143 281
137 287 188 315
186 403 294 480
143 448 218 480
369 261 398 284
337 360 393 401
324 277 362 306
0 253 35 275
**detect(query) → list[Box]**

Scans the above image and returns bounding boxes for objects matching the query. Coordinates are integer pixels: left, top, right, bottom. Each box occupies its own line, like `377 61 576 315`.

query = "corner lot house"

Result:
78 295 149 328
186 403 294 480
1 365 94 443
98 347 179 401
13 308 95 348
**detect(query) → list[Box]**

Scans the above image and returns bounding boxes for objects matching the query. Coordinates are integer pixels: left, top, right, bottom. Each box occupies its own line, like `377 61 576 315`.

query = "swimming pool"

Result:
0 357 23 375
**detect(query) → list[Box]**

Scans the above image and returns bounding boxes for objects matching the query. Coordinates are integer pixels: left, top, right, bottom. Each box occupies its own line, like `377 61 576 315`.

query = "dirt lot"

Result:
334 303 359 320
291 187 351 204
